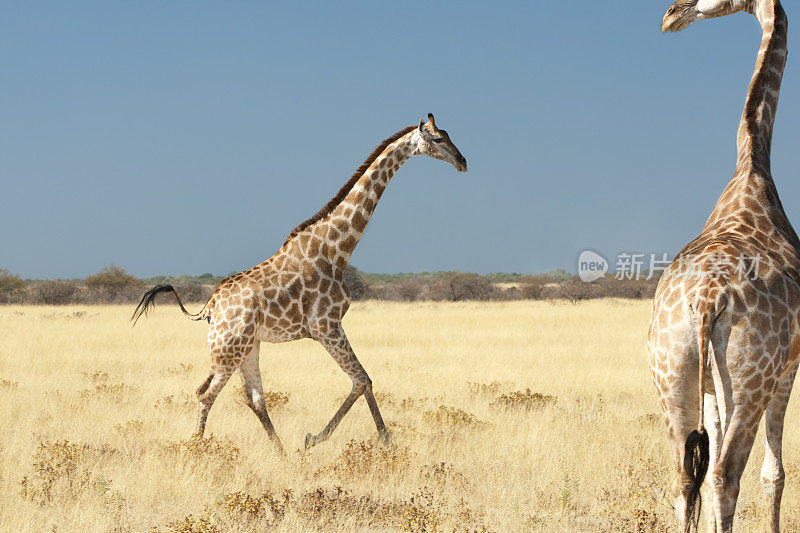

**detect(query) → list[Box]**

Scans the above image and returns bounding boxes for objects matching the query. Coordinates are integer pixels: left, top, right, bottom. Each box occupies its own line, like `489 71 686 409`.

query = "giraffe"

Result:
133 114 467 455
650 1 799 531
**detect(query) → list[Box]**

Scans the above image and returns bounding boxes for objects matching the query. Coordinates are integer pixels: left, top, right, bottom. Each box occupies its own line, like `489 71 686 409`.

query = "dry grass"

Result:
0 300 798 531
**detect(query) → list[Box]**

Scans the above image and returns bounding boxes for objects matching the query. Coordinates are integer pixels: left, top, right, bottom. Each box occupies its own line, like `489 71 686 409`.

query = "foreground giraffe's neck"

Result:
736 1 787 175
283 129 419 274
705 1 789 230
321 130 418 262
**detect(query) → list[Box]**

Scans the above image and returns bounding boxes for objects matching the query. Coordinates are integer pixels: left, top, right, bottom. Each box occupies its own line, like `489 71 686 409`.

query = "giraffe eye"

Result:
432 137 444 143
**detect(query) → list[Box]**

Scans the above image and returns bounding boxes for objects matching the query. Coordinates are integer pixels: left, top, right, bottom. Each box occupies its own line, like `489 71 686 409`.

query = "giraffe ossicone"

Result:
651 1 798 532
133 114 467 454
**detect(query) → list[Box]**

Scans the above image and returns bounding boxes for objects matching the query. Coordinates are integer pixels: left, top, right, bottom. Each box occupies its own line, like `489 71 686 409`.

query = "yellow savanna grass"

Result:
0 301 797 531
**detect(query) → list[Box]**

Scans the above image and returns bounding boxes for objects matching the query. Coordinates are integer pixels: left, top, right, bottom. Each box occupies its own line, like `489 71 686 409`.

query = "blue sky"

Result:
2 2 798 278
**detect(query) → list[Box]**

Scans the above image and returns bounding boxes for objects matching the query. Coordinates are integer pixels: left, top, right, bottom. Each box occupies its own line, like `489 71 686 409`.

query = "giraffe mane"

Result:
283 125 417 246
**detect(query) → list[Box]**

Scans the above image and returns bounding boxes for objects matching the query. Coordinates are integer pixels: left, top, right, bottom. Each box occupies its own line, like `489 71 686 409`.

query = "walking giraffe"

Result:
650 1 798 531
133 114 467 455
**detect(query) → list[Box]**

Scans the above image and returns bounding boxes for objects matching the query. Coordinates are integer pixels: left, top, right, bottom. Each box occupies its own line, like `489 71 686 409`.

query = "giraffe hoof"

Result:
304 433 315 450
380 432 394 448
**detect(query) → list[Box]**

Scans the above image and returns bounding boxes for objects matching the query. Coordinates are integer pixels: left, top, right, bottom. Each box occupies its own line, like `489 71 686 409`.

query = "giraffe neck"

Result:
704 1 790 232
735 0 787 175
296 129 419 270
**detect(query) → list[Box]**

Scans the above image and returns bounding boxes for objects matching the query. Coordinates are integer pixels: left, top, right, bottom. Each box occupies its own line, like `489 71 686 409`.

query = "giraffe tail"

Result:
683 287 726 530
131 284 209 325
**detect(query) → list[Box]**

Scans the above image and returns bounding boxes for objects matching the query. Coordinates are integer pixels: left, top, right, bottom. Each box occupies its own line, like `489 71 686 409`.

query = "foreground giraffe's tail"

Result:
683 287 727 530
131 284 209 325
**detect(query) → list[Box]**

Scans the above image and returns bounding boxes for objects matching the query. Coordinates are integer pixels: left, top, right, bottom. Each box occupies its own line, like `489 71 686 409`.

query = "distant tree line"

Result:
0 265 660 305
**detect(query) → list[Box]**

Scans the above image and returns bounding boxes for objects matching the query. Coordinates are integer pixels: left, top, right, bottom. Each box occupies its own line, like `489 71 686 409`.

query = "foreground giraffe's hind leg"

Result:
194 368 233 437
702 391 723 533
761 366 796 533
305 325 391 449
194 338 252 438
712 409 764 532
238 343 286 457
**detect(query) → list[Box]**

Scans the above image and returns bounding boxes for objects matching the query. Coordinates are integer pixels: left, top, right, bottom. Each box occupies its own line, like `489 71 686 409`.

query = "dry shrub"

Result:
42 310 87 319
636 413 663 427
114 419 144 436
233 385 290 410
79 383 139 404
161 363 194 376
490 389 557 411
422 405 491 430
220 490 290 525
154 394 195 411
0 379 19 390
35 279 78 304
263 391 291 410
567 394 607 420
159 514 220 533
159 435 240 469
396 396 432 412
600 453 670 532
219 486 448 532
316 440 413 481
421 461 471 494
20 440 116 505
467 381 507 397
82 370 111 383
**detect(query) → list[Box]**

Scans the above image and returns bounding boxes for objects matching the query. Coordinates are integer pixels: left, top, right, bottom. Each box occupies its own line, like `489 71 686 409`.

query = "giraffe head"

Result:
415 113 467 172
662 0 750 32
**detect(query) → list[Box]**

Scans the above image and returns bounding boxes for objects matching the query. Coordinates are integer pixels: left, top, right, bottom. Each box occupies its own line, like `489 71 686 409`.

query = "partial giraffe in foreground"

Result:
133 114 467 455
651 1 799 532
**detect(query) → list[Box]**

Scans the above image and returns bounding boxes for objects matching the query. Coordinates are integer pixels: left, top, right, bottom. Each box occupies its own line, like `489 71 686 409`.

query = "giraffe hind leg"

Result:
761 366 796 533
194 337 252 438
238 343 285 457
194 368 233 437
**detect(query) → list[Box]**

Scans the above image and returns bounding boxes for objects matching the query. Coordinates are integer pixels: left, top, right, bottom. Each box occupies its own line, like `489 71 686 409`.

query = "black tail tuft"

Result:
683 428 710 530
131 284 176 325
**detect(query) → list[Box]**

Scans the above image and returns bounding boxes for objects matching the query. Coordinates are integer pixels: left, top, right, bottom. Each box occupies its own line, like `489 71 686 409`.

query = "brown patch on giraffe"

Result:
319 278 331 293
301 291 316 315
317 260 333 279
340 235 357 255
352 212 368 233
282 125 416 245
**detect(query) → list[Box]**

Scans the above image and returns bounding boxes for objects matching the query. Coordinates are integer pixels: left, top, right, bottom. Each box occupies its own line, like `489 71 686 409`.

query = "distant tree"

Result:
36 280 77 304
343 265 371 300
86 265 141 302
0 268 27 303
444 273 496 301
518 275 548 300
0 269 26 292
198 273 214 279
392 278 425 301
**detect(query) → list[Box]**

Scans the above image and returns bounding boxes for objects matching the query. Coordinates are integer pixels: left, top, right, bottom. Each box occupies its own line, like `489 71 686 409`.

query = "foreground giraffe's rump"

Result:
651 1 799 531
133 114 467 455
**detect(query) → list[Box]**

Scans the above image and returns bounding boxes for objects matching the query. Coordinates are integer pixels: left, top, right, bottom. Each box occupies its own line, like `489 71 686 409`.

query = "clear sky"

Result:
2 2 799 279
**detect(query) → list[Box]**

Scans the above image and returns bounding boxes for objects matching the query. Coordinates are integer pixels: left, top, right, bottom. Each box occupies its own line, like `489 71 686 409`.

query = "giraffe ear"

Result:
427 113 436 130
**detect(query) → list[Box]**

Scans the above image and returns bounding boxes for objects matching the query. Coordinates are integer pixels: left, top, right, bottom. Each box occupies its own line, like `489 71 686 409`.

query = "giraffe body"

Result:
134 115 466 454
652 1 798 531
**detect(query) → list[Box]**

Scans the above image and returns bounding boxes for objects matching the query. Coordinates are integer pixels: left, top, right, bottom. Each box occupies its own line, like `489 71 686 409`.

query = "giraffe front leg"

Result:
305 325 390 449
